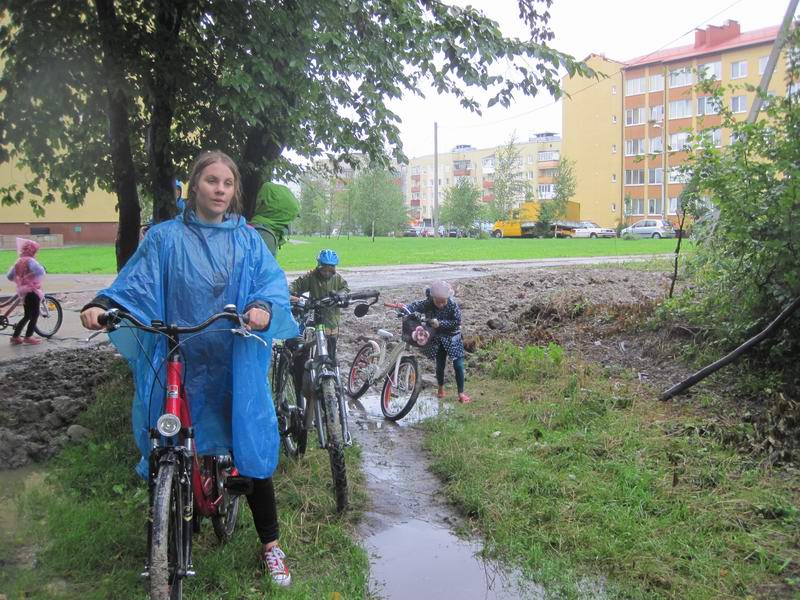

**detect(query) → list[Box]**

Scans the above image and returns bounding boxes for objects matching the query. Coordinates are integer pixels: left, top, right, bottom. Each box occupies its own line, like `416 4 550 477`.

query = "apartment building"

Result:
563 20 786 228
405 133 561 225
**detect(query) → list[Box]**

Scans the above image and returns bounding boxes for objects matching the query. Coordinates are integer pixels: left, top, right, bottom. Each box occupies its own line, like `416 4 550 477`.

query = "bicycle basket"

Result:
401 314 433 348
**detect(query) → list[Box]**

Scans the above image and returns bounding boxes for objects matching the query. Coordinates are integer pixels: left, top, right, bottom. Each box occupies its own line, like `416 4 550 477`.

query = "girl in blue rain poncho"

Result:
81 151 298 587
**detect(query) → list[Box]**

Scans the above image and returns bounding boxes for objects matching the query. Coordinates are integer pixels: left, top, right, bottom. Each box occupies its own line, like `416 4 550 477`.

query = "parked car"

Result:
402 227 420 237
621 219 675 239
419 226 435 237
572 221 617 238
447 227 465 238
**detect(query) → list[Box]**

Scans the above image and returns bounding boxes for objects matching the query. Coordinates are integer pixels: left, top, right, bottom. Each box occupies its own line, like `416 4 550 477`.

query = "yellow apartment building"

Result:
405 133 561 226
562 54 625 228
563 20 787 228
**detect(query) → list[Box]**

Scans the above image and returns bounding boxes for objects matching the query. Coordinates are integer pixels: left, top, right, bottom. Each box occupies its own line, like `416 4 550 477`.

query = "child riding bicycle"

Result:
81 151 299 587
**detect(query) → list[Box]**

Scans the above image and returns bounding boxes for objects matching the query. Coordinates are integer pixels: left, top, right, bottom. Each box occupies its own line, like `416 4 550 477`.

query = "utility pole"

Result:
433 121 439 236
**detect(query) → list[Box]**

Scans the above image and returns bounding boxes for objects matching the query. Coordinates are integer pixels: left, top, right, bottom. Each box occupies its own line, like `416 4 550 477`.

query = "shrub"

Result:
491 341 565 382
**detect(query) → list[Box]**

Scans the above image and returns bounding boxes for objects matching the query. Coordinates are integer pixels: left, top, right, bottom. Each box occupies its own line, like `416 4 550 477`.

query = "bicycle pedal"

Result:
223 476 254 495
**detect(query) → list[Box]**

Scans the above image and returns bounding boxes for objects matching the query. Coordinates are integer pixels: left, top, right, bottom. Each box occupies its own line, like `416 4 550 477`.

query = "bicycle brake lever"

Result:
231 327 269 348
83 329 107 343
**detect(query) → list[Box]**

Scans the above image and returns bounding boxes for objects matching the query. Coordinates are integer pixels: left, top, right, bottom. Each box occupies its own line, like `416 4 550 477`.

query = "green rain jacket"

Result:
250 182 300 256
290 268 349 330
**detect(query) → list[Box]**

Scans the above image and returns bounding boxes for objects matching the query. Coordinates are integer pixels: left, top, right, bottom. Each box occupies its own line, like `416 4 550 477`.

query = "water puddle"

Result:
365 518 543 600
351 390 543 599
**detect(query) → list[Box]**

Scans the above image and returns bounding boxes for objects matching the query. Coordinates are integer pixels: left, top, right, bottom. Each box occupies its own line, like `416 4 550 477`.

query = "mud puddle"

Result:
349 391 543 599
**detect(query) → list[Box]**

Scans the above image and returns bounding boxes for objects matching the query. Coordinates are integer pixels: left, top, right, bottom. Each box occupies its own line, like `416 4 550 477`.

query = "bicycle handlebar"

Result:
98 307 250 334
292 289 379 311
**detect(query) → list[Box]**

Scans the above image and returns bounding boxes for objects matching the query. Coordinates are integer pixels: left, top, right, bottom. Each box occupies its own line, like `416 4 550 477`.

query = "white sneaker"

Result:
261 545 292 587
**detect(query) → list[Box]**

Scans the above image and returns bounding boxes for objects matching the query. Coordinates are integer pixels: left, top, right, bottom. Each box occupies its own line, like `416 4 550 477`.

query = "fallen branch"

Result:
660 295 800 400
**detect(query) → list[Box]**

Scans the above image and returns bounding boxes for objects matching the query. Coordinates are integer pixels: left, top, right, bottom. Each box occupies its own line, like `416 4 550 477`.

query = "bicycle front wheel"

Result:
34 295 63 338
380 356 421 422
347 342 378 400
321 378 348 512
150 462 184 600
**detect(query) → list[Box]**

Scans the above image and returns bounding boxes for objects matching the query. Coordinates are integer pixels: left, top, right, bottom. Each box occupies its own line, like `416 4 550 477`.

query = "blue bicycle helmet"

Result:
317 249 339 266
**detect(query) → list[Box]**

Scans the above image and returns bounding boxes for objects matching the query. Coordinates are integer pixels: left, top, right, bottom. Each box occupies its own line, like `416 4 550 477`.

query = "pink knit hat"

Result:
15 237 39 257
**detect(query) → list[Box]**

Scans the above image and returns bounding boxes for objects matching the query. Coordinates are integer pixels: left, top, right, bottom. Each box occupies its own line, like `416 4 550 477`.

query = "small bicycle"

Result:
94 305 262 600
271 289 379 512
0 293 63 338
346 303 424 422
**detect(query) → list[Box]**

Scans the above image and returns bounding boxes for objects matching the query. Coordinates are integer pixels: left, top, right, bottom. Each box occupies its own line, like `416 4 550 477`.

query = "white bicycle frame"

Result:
360 333 411 390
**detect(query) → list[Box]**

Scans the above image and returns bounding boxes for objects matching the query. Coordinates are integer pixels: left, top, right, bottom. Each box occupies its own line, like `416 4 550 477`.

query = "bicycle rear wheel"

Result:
380 356 421 422
347 342 378 400
150 462 184 600
210 457 240 543
275 352 307 458
321 378 348 512
34 295 63 338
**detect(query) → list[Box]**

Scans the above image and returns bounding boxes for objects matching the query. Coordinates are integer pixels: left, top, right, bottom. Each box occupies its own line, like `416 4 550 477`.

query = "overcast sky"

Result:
392 0 790 159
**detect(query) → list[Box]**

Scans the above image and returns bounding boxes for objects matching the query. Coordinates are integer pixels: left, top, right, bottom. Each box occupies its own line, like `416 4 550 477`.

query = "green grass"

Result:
0 236 688 274
1 361 369 599
424 347 800 599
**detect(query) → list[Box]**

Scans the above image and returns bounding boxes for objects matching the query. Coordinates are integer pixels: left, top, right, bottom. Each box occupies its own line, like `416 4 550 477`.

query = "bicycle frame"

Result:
361 336 409 389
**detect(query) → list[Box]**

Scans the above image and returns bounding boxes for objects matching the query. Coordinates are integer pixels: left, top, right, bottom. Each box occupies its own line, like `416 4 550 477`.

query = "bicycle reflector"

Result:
156 413 181 437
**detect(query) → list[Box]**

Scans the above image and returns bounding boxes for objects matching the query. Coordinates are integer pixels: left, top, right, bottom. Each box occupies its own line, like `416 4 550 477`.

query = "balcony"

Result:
483 179 494 189
453 168 471 177
410 199 421 207
537 160 559 169
482 193 495 202
411 185 421 193
411 173 421 181
539 192 555 200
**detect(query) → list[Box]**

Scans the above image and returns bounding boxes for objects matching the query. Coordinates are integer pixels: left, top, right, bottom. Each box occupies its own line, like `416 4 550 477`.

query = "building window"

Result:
669 167 689 184
731 95 748 113
648 197 664 215
482 157 495 169
699 127 722 147
611 85 617 95
698 61 721 80
625 77 647 96
612 115 618 123
527 155 535 164
649 137 663 153
669 132 691 151
611 174 617 183
648 168 663 184
669 99 692 119
669 67 693 88
668 197 681 215
731 60 748 79
611 144 617 153
625 107 646 126
649 73 664 91
758 56 768 75
538 150 560 161
650 104 664 122
697 96 720 116
624 169 645 185
624 138 645 156
538 184 555 199
625 197 644 215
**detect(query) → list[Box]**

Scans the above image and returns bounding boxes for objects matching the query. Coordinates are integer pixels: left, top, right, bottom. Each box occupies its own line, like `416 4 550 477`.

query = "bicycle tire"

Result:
34 295 63 338
276 352 307 458
210 458 240 543
150 462 184 600
347 342 379 400
321 378 348 512
380 356 421 422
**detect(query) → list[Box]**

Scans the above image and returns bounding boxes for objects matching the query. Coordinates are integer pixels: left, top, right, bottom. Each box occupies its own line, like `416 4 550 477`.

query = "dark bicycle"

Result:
95 305 263 600
271 289 379 512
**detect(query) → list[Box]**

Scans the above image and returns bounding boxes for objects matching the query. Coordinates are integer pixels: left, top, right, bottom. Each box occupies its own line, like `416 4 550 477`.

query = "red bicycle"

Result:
96 305 262 600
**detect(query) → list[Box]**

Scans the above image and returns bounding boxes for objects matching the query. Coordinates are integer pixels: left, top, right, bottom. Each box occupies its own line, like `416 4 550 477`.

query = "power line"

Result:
436 0 752 132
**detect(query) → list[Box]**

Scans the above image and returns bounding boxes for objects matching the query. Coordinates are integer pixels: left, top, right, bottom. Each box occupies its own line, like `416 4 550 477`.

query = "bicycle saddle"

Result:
377 329 394 339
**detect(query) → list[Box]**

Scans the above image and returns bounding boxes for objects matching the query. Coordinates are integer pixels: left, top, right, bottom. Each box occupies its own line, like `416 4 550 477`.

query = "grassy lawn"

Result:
1 361 369 599
423 344 799 599
0 236 687 274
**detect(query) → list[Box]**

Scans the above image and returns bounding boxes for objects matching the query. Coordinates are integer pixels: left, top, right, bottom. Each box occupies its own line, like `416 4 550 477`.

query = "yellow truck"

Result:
492 200 581 238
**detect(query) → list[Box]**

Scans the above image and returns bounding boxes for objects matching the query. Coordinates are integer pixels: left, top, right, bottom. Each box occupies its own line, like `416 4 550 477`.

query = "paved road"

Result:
0 254 669 363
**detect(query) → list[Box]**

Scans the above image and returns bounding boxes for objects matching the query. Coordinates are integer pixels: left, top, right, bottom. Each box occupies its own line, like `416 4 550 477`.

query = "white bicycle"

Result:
346 303 424 421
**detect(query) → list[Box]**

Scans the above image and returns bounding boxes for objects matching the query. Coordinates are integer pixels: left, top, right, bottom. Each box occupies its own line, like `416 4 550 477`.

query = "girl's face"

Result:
432 296 447 309
193 161 235 223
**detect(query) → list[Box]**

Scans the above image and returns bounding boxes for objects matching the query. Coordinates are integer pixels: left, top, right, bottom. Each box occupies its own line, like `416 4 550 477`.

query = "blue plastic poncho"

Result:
100 212 299 479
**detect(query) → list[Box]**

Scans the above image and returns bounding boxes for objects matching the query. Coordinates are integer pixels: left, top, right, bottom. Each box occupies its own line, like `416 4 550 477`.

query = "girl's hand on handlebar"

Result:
245 307 270 331
80 307 106 331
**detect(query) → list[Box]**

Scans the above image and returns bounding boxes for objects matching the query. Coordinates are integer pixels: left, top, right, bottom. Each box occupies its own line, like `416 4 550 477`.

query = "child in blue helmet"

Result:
290 249 349 359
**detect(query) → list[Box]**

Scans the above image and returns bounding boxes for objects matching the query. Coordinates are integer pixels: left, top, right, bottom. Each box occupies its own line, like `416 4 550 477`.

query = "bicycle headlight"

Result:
156 413 182 437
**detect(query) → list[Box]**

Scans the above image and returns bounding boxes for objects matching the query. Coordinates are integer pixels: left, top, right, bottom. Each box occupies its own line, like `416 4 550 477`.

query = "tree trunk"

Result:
94 0 140 271
148 0 186 223
239 125 284 219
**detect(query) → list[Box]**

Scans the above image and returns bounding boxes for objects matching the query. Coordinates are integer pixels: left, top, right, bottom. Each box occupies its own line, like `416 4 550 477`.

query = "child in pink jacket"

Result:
6 238 45 345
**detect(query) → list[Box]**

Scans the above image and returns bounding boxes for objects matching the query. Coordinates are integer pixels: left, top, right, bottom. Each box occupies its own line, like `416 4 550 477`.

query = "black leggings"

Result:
245 477 279 544
435 345 466 393
13 292 40 338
